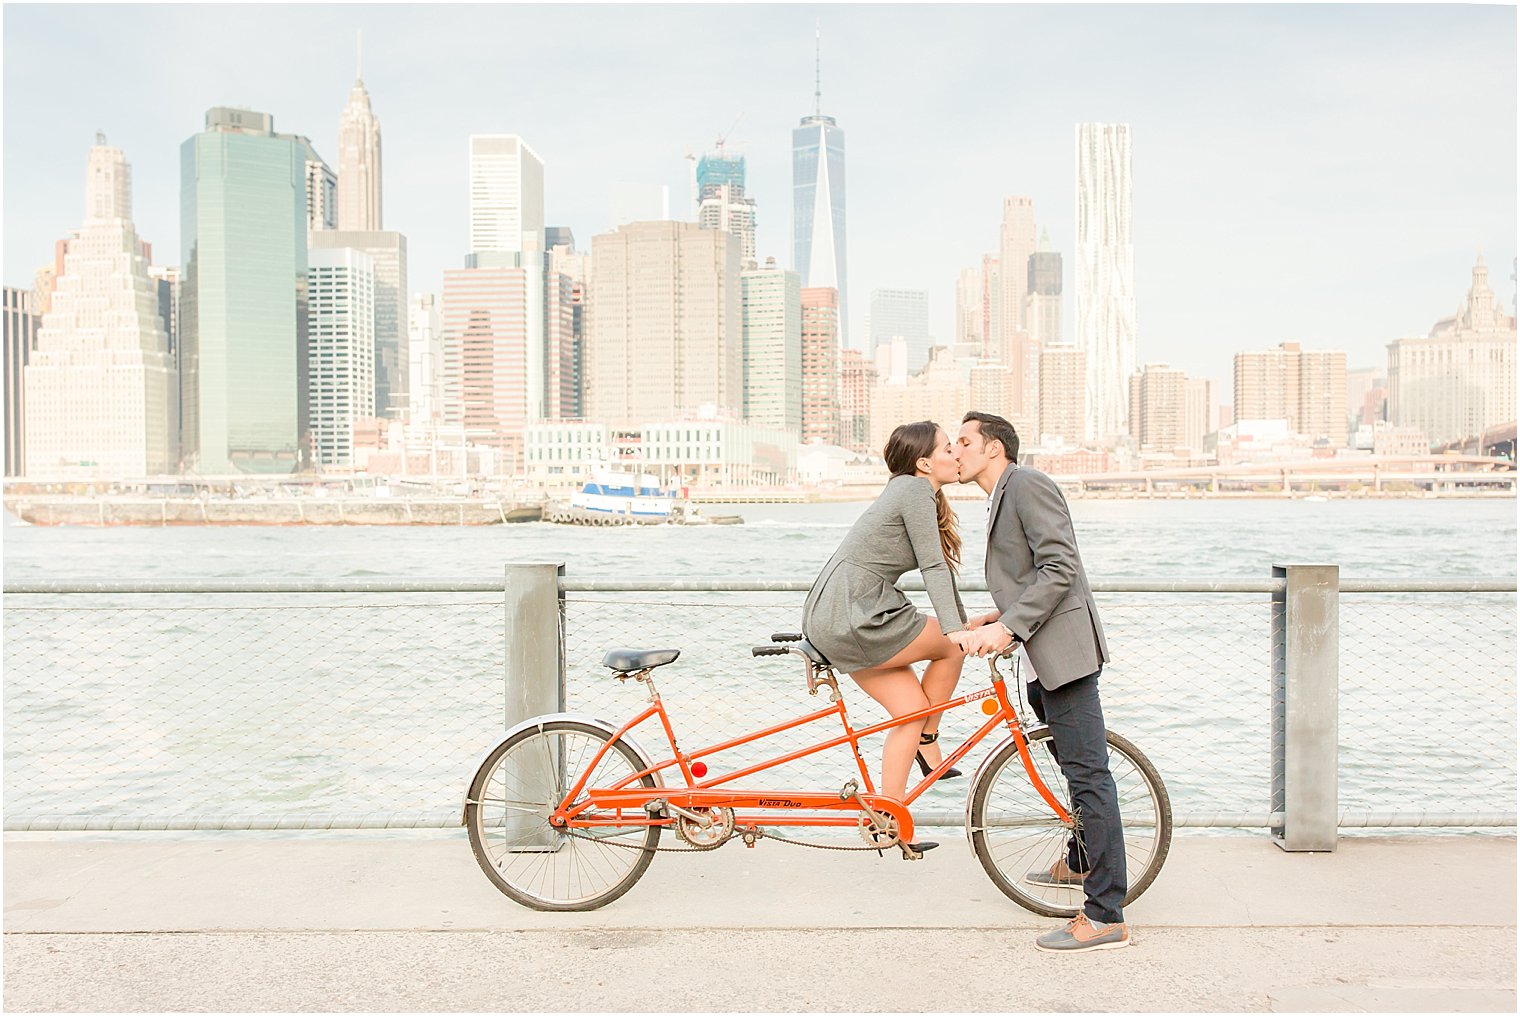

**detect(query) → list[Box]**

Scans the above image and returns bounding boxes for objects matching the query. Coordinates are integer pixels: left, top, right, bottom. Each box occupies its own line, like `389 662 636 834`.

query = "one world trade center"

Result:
792 31 848 345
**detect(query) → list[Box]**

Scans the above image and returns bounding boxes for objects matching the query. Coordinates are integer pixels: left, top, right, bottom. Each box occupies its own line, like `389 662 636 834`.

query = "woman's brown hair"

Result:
883 421 961 574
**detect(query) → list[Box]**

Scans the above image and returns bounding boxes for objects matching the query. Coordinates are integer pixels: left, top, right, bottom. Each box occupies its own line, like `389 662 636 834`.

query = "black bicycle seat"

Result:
602 648 680 672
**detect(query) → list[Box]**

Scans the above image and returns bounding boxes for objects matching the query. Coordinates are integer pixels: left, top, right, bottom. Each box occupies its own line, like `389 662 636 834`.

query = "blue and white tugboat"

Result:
568 469 678 522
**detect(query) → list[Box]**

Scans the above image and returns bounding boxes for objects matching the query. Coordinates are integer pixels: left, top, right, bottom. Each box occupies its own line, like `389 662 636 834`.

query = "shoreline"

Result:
4 487 1515 526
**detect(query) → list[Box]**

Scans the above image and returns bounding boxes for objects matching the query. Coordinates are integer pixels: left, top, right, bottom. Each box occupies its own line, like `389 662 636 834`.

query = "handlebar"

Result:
751 645 790 657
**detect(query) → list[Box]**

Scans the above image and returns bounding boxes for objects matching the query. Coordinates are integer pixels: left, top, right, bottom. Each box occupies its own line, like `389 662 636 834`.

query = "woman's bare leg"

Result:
917 620 967 767
850 616 965 798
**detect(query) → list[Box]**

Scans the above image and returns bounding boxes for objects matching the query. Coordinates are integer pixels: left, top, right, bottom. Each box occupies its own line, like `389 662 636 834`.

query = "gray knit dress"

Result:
801 474 967 673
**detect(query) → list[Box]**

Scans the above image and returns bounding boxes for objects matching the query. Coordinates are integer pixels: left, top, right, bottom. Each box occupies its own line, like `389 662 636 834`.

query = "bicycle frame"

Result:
548 654 1074 847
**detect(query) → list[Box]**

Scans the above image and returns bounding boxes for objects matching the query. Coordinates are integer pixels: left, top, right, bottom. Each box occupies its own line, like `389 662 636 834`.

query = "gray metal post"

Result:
504 561 566 727
503 562 566 852
1270 563 1339 851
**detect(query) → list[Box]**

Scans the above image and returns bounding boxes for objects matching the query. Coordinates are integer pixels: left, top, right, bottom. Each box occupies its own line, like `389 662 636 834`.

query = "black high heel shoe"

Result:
915 731 962 779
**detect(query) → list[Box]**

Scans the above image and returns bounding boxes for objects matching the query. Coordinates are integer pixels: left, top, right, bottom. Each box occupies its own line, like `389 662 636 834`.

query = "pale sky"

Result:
4 3 1515 388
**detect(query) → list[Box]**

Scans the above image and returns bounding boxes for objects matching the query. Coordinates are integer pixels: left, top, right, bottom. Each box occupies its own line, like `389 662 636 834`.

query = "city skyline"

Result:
2 4 1515 391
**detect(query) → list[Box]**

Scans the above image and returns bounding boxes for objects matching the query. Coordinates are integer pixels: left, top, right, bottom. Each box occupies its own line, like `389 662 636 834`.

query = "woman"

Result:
801 421 971 850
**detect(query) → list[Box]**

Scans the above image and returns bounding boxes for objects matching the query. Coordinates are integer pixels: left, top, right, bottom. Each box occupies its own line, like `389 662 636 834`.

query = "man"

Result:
950 411 1128 953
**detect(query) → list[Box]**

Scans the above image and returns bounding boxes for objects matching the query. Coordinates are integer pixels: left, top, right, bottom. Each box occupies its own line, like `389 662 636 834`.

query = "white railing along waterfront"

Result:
3 571 1514 835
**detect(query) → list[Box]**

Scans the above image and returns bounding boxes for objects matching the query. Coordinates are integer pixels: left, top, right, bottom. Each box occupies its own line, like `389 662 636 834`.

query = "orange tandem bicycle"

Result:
463 633 1172 914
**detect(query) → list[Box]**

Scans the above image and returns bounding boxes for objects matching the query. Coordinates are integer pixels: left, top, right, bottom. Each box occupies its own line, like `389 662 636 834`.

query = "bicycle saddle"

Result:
602 648 680 672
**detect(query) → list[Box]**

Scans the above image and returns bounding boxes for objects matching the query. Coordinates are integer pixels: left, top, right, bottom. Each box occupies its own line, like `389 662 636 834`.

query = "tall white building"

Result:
740 258 801 435
306 247 376 467
1388 256 1516 446
23 140 176 476
407 293 443 427
336 73 383 231
310 230 408 417
998 196 1036 341
469 135 545 257
1076 123 1136 443
955 267 983 350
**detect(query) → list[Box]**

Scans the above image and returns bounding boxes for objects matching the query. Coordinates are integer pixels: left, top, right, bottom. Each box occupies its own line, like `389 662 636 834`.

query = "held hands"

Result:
958 621 1018 658
963 610 1001 631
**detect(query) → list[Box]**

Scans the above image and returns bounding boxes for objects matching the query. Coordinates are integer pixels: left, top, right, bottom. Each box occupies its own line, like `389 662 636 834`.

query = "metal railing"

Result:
3 569 1514 836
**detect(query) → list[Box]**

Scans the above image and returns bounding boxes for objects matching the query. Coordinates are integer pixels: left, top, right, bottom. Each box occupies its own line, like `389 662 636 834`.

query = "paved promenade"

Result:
4 832 1515 1012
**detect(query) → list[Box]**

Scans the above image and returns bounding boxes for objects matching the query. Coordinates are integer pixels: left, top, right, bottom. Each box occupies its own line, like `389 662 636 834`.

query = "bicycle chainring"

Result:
857 810 901 848
674 806 736 850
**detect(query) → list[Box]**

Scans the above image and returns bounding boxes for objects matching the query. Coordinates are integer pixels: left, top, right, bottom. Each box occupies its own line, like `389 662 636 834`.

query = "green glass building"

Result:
180 107 313 474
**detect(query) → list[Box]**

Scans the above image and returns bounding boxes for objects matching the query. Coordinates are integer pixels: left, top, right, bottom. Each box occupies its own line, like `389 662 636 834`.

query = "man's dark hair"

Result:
963 411 1019 462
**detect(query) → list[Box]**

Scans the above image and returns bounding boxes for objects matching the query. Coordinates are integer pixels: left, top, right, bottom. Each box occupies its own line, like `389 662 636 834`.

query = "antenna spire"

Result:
356 29 362 80
814 22 822 116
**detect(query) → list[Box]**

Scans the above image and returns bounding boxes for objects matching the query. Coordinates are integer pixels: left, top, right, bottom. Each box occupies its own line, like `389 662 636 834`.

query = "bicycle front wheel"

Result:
465 719 661 911
968 728 1172 918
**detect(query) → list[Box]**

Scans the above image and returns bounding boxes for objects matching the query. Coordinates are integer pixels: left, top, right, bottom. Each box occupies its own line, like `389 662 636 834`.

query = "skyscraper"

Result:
697 151 758 265
585 221 741 426
800 286 842 446
1038 346 1086 448
336 60 383 231
3 286 38 476
955 268 983 352
406 293 443 428
868 288 930 373
792 30 848 344
439 266 538 469
740 258 801 434
1128 363 1187 452
310 231 408 416
306 247 375 466
1076 123 1135 443
998 196 1037 341
180 107 315 473
469 135 545 258
1027 230 1062 347
25 140 176 476
1234 341 1348 447
838 347 876 453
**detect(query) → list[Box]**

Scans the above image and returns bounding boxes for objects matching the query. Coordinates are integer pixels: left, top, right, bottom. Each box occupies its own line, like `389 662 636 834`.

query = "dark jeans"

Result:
1027 669 1127 925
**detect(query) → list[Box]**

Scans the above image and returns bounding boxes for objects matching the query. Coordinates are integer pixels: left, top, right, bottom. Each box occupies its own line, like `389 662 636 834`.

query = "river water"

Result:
3 498 1515 836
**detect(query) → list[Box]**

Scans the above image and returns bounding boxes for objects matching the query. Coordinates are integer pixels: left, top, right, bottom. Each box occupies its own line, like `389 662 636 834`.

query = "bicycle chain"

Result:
564 826 892 853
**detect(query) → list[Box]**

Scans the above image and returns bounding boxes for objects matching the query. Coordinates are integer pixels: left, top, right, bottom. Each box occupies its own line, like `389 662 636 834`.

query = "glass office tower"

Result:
792 113 848 346
180 107 313 473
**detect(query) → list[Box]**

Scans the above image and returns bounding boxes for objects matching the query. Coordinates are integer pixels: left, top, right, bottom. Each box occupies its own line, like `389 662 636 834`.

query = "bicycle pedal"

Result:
838 780 859 801
900 846 924 861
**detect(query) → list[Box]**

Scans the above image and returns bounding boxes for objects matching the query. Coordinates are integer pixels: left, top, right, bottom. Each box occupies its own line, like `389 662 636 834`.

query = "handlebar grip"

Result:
752 645 790 656
771 632 803 642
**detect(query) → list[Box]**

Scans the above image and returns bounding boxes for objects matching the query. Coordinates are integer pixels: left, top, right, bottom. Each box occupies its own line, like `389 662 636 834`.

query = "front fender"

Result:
460 712 665 825
963 724 1050 849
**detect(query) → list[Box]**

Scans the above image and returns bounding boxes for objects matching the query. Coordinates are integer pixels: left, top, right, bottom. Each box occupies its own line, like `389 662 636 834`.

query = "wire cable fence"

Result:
3 580 1514 832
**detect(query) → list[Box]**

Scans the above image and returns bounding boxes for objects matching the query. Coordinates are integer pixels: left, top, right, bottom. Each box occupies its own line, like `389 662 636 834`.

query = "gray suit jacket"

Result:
984 464 1109 690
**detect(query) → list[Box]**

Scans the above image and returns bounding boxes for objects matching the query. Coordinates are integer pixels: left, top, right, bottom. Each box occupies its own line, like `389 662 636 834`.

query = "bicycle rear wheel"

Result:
967 728 1171 918
465 719 661 911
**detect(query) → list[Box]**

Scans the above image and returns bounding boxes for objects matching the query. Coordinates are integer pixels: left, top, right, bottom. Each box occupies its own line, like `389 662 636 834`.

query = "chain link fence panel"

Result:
4 585 1513 831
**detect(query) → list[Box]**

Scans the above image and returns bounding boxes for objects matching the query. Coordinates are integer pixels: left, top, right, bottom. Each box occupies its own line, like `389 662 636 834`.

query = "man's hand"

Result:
946 629 974 655
961 622 1018 658
963 610 1001 631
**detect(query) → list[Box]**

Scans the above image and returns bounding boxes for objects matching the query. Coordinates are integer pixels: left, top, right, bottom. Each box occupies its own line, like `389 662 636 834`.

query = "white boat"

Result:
569 469 679 519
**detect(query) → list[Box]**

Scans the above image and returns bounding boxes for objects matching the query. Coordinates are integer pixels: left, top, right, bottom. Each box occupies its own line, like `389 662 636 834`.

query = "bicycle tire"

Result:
967 728 1172 918
465 719 661 911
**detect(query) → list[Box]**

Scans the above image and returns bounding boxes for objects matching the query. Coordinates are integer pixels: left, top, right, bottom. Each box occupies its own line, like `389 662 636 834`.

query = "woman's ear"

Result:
916 456 932 474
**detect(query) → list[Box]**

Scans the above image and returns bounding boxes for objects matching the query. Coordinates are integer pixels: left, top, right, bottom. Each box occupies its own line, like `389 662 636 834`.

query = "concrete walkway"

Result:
4 833 1515 1012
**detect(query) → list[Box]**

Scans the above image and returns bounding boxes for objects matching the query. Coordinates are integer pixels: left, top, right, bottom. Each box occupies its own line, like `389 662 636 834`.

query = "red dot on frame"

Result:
691 762 708 778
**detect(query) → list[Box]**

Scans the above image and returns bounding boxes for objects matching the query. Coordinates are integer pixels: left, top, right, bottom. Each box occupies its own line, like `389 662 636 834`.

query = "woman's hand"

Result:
946 630 974 654
964 610 1001 631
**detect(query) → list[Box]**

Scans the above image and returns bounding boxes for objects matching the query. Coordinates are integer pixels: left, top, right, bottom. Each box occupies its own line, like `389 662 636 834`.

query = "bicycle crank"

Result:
674 806 736 850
